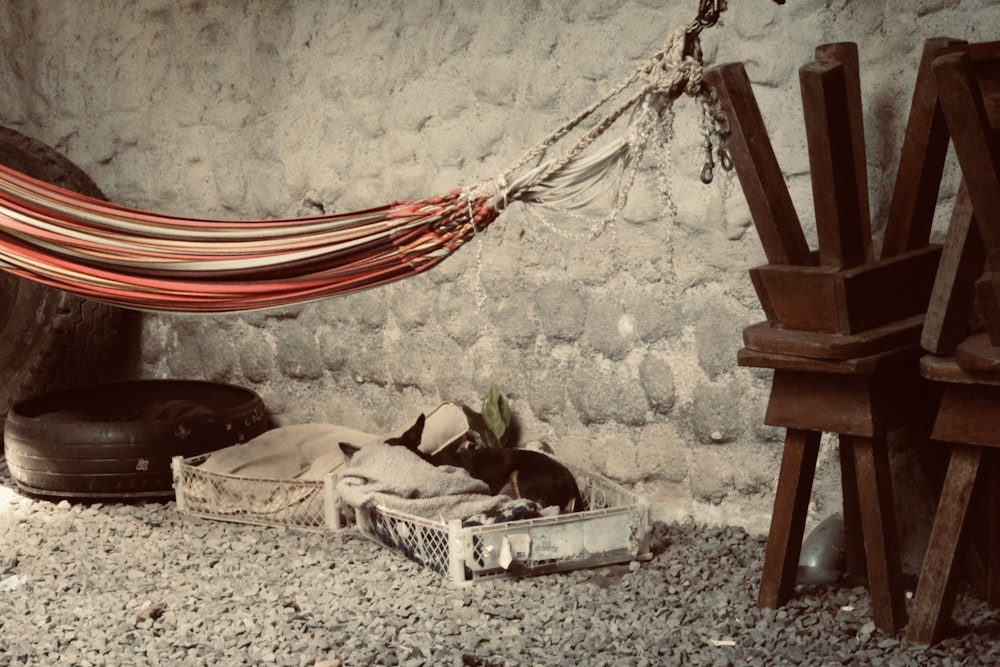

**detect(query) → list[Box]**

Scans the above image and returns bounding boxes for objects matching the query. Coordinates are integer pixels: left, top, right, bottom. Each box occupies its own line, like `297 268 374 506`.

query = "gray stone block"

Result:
569 361 648 426
689 382 740 444
583 300 631 361
535 283 586 342
639 353 676 414
392 288 434 330
387 338 442 395
491 294 539 349
525 367 569 421
688 450 731 506
631 297 683 344
694 308 742 380
274 325 324 381
317 329 351 373
352 293 389 332
441 309 486 348
593 433 641 484
637 422 689 484
434 354 475 403
239 337 275 384
164 319 236 382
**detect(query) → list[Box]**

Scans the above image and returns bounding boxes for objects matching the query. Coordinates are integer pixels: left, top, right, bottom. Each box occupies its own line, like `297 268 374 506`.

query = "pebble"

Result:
3 464 1000 666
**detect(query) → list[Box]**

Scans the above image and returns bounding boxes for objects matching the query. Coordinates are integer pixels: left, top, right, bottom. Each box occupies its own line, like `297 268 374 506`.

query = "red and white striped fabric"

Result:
0 164 498 312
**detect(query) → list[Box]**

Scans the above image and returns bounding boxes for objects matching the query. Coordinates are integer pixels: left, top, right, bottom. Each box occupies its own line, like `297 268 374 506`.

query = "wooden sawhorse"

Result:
906 39 1000 645
706 37 963 635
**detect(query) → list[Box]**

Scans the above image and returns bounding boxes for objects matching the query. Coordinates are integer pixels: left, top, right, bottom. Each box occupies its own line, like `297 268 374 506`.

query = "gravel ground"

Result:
2 459 999 667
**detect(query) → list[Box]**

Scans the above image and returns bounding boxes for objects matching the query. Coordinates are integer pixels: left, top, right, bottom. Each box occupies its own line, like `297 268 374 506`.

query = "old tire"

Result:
4 380 269 500
0 126 136 437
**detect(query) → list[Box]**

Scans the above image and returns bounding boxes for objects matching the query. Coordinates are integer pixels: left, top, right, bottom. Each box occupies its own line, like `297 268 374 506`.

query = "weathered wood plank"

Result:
932 382 1000 447
881 37 966 258
758 428 821 609
705 63 813 266
800 61 867 269
815 42 872 260
838 246 942 333
838 435 867 578
741 316 924 361
749 246 940 334
920 352 1000 386
908 444 985 644
935 51 1000 327
852 435 908 634
989 452 1000 609
748 264 841 332
921 182 983 354
974 275 1000 345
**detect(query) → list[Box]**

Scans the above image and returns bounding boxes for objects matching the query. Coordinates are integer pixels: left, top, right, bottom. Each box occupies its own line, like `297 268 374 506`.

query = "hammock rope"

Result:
0 26 728 313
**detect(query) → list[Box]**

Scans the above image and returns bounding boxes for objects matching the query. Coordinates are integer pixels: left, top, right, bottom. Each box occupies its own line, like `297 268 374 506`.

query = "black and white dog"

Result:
341 414 583 513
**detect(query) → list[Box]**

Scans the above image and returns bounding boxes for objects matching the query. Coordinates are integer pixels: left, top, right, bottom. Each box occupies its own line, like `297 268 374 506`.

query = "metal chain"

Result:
686 0 729 39
686 0 787 40
685 0 786 181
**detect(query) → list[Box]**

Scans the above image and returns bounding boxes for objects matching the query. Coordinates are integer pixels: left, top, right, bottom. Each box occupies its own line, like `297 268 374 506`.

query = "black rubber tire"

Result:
4 380 269 500
0 126 138 436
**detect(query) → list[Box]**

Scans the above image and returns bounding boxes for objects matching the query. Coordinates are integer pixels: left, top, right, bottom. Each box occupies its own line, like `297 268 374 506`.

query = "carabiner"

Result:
718 146 734 172
701 161 715 184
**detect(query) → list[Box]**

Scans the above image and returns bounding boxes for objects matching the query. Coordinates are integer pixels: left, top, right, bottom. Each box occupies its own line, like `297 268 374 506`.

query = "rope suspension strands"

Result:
0 12 776 313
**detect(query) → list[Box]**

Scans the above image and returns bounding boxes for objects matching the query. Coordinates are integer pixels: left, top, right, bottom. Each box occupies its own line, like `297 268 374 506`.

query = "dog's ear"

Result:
339 442 361 461
386 413 426 452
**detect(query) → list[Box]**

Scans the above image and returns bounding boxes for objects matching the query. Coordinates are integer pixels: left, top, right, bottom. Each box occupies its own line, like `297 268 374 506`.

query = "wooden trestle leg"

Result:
838 435 867 579
758 428 821 609
851 435 907 634
907 444 985 644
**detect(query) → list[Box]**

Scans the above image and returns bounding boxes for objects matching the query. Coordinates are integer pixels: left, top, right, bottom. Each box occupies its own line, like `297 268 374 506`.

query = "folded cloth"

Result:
179 403 471 525
196 423 375 480
196 402 470 481
179 423 373 523
336 440 527 523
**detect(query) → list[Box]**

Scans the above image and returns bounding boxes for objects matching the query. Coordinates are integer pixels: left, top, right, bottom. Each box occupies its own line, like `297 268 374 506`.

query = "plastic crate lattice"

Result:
172 453 338 530
356 465 652 584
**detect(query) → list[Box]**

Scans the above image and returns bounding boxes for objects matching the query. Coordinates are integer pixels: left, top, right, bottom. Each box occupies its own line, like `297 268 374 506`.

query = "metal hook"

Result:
718 146 734 172
701 161 715 185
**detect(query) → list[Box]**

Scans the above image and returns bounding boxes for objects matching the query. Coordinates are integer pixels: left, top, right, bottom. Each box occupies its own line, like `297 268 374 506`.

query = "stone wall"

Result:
1 0 996 541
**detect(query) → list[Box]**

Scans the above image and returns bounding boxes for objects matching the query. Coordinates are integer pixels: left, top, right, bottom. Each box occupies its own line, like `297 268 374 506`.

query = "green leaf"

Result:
481 384 511 448
461 385 513 449
461 404 495 449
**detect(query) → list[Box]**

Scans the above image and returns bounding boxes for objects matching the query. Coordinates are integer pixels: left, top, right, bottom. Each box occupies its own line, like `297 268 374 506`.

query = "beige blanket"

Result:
177 403 470 526
336 440 523 522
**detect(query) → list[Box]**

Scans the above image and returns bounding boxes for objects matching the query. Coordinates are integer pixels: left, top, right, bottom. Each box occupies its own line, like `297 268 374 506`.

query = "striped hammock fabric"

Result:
0 165 501 311
0 27 719 313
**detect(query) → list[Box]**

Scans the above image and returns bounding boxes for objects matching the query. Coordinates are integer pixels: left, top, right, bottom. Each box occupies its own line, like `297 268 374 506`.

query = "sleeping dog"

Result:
341 414 583 513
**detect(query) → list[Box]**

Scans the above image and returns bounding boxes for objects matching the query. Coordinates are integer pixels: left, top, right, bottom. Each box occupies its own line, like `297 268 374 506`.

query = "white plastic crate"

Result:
173 453 653 584
171 454 344 531
353 466 652 584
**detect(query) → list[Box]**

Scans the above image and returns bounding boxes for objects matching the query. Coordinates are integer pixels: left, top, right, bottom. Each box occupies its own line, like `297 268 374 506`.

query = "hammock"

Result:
0 26 728 313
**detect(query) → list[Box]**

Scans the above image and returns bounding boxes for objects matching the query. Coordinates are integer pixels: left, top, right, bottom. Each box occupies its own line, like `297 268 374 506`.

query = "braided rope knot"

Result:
632 28 730 185
639 27 706 100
